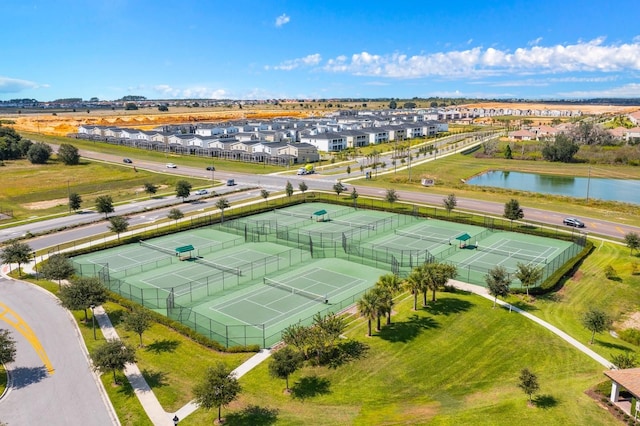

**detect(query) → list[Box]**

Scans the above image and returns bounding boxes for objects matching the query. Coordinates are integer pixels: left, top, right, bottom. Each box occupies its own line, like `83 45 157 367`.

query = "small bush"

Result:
619 328 640 346
604 265 617 280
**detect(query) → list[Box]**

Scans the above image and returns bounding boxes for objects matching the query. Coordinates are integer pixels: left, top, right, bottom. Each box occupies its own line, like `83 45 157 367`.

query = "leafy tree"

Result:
346 165 351 175
285 181 294 198
40 253 75 289
514 262 543 298
167 208 184 227
385 188 399 207
611 352 637 369
0 329 17 364
92 339 136 385
68 192 82 212
541 134 579 162
26 142 52 164
123 308 153 347
124 102 138 110
95 195 114 219
0 241 33 277
504 144 513 159
485 265 511 308
518 368 539 404
158 105 169 112
269 346 303 391
59 276 107 322
57 143 80 165
357 289 380 337
350 187 359 209
624 232 640 255
281 323 313 360
389 100 397 109
143 182 158 195
503 198 524 228
175 180 192 201
107 215 129 240
260 189 270 204
192 363 241 424
333 183 345 197
215 197 231 223
582 308 612 344
298 181 308 196
443 193 457 216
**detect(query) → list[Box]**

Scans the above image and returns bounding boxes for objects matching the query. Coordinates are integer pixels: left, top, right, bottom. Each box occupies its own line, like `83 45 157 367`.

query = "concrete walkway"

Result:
450 279 615 369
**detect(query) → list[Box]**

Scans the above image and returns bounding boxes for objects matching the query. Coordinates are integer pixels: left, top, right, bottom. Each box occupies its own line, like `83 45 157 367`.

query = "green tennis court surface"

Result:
72 202 584 348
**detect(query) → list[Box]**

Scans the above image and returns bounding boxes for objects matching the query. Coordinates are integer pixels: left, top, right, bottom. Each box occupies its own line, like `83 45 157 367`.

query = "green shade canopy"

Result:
313 209 327 216
455 233 471 242
175 245 195 254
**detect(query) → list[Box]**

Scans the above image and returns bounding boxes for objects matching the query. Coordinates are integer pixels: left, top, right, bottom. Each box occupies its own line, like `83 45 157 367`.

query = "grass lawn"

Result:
0 157 211 221
355 153 640 228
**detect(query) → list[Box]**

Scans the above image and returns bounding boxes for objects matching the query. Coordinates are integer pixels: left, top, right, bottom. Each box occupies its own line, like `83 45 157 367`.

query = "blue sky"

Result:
2 0 640 101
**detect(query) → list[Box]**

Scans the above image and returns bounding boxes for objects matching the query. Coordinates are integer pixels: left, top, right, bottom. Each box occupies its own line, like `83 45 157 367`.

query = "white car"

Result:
194 189 208 195
166 163 177 168
563 217 585 228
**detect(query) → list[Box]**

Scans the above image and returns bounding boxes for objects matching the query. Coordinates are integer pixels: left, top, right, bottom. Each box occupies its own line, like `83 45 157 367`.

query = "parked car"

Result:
166 163 177 168
194 189 208 195
206 166 215 171
297 168 307 175
226 179 235 186
123 158 132 163
334 182 348 192
563 217 585 228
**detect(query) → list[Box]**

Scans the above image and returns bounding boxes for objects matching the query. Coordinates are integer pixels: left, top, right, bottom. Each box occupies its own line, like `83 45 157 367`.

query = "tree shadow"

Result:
141 369 169 388
424 297 473 316
290 375 331 400
378 314 439 343
326 340 369 369
510 300 538 312
607 277 623 283
593 339 632 351
533 394 558 409
225 405 279 426
9 366 49 389
145 339 180 354
106 308 126 326
115 375 135 397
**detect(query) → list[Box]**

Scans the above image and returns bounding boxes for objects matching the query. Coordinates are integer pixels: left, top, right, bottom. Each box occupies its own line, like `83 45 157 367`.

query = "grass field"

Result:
0 157 211 221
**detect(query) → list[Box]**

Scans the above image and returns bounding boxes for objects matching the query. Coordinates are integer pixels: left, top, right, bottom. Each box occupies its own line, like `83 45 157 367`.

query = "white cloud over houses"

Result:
272 38 640 79
0 76 46 94
275 13 290 28
153 85 228 99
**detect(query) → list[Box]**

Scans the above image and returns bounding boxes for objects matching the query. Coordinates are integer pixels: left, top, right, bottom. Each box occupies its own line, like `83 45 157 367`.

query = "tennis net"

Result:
140 240 175 256
194 257 242 276
273 209 312 220
263 277 327 303
330 219 375 230
394 229 451 244
481 246 545 263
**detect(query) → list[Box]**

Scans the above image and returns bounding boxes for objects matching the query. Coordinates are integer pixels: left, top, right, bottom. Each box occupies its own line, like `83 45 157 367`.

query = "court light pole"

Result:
90 304 96 340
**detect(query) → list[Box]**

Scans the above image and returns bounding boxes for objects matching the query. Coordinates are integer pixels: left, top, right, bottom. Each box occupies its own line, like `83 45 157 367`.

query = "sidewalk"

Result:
450 279 614 369
4 260 273 425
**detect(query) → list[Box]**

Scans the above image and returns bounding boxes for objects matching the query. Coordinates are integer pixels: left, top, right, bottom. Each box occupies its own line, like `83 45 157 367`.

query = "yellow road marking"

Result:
0 301 54 374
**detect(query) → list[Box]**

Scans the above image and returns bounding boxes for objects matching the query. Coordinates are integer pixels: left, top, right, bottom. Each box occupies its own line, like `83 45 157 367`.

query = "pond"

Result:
466 171 640 205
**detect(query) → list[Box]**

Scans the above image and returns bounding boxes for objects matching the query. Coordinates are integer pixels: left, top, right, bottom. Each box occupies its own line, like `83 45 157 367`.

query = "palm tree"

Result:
403 268 423 311
376 274 402 324
373 287 393 329
215 197 230 223
357 290 379 337
422 262 458 303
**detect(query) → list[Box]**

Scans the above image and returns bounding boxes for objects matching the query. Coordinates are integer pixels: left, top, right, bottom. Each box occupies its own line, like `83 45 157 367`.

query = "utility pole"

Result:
586 166 591 203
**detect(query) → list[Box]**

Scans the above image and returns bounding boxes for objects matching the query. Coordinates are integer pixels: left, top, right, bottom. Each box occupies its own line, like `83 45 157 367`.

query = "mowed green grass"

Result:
0 158 210 220
175 291 616 426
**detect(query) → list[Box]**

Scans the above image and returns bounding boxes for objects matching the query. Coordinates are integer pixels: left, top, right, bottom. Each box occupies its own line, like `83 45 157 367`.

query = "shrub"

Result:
604 265 617 280
618 328 640 346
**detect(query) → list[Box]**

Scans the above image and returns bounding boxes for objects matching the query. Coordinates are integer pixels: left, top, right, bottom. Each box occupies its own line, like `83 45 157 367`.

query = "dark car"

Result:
563 217 585 228
123 158 133 163
206 166 215 171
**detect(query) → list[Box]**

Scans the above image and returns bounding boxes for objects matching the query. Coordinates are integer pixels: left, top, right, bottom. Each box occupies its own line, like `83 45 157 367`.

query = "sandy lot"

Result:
1 102 637 136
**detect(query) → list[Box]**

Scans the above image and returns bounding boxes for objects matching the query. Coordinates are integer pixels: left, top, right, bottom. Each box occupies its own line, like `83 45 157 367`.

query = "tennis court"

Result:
72 202 584 348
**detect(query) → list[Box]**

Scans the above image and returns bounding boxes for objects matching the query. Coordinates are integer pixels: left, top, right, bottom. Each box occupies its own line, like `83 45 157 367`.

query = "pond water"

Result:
466 171 640 205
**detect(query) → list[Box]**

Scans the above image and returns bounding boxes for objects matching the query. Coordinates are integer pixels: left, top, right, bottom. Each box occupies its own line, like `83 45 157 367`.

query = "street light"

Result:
90 304 96 340
173 415 179 425
32 251 37 276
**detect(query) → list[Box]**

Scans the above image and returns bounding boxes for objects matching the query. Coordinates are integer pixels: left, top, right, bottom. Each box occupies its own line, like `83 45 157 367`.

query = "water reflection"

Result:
467 171 639 205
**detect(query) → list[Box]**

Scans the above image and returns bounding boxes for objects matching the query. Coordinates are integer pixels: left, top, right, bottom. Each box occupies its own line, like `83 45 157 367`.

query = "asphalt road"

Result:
0 275 116 425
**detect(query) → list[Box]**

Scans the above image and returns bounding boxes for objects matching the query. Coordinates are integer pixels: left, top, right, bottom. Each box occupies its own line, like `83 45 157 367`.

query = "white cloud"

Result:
528 37 543 46
558 83 640 98
268 54 322 71
316 38 640 79
0 76 45 93
152 85 228 99
275 13 290 28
